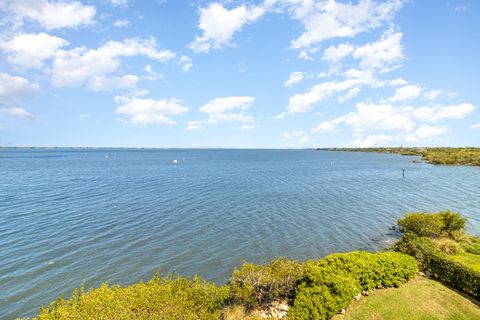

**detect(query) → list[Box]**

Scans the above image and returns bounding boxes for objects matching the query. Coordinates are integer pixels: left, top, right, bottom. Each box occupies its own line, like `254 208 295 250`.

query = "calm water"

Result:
1 149 479 319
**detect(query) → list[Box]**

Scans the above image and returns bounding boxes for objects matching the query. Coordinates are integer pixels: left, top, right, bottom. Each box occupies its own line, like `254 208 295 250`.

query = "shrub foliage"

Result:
229 258 306 309
34 275 229 320
398 211 466 237
288 252 417 320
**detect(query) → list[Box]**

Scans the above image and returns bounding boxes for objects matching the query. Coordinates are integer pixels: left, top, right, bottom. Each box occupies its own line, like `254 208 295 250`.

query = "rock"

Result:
354 293 362 301
361 290 369 296
418 271 426 277
341 308 346 315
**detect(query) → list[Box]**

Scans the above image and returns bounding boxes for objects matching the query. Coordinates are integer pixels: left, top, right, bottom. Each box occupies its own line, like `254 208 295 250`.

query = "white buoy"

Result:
173 159 178 164
105 155 109 159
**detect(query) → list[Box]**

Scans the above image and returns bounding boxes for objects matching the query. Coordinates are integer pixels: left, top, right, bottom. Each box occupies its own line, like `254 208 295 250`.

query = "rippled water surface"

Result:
1 149 479 319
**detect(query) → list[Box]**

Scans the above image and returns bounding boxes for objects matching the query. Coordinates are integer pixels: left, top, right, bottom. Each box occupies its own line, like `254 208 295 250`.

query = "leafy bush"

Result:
397 211 466 238
429 254 480 298
288 252 417 320
34 275 229 320
393 233 440 269
398 213 445 237
440 211 467 236
434 238 465 255
229 258 306 309
313 251 417 290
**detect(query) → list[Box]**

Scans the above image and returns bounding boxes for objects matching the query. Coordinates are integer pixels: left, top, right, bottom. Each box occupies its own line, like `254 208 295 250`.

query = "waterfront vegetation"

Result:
332 277 480 320
31 211 480 319
320 147 480 166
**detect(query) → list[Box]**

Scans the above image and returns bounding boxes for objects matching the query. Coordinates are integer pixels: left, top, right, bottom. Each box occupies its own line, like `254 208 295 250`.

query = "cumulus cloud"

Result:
186 120 205 131
109 0 128 7
284 72 306 87
115 95 188 126
471 123 480 129
52 38 175 90
288 0 404 49
189 2 265 53
0 32 68 70
405 125 449 142
0 72 39 97
8 0 96 30
178 55 193 73
277 69 377 118
388 84 422 102
199 96 255 125
322 43 354 64
411 103 475 122
352 30 404 72
113 19 130 27
350 134 393 147
0 107 33 119
283 130 310 144
87 75 138 92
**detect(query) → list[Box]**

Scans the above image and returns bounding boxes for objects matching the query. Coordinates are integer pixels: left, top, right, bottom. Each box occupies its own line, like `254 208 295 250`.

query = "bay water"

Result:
1 149 479 319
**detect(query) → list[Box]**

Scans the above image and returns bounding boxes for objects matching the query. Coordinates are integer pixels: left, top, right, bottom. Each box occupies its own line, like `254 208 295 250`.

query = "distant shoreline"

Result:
318 147 480 166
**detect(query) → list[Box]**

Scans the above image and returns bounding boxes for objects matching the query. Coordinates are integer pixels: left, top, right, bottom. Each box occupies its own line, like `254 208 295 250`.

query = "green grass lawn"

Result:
333 277 480 320
450 252 480 272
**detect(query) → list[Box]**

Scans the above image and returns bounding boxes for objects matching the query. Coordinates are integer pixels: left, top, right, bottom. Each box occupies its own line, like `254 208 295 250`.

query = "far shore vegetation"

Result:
29 210 480 320
318 147 480 166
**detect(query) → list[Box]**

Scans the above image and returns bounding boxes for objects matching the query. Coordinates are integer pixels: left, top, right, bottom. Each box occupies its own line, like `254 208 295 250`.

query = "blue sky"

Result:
0 0 479 148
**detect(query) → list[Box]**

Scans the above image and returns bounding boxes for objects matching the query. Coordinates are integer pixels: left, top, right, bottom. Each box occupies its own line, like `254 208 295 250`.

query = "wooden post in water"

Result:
402 168 405 178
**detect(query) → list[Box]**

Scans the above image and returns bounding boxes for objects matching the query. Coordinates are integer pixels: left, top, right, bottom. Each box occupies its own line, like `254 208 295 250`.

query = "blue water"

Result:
1 149 479 319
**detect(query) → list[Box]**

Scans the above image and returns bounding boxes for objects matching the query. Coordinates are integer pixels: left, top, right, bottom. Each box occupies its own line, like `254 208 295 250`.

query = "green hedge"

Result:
394 232 480 299
397 211 466 238
288 252 418 320
428 254 480 298
34 275 229 320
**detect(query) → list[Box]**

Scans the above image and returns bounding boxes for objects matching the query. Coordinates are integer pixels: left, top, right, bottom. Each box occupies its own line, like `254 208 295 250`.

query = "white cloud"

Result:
353 30 404 72
312 120 338 133
284 72 306 87
115 95 188 126
178 55 193 73
423 89 457 100
9 0 96 30
189 2 265 53
471 123 480 129
0 107 33 119
186 120 205 131
389 78 408 86
388 84 422 102
340 102 414 133
87 75 138 92
277 71 377 118
350 134 393 147
199 96 255 126
113 19 130 27
283 130 310 144
144 64 164 81
405 125 449 142
322 43 354 64
0 72 39 97
52 38 175 90
110 0 128 7
0 32 68 69
288 0 404 49
411 103 475 122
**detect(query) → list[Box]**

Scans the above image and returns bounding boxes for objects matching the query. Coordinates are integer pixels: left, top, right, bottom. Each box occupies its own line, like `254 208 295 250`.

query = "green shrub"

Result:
397 211 466 238
34 275 229 320
313 251 417 290
429 254 480 298
393 233 440 270
288 252 417 319
440 211 467 236
398 213 445 237
229 258 305 309
434 238 465 255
